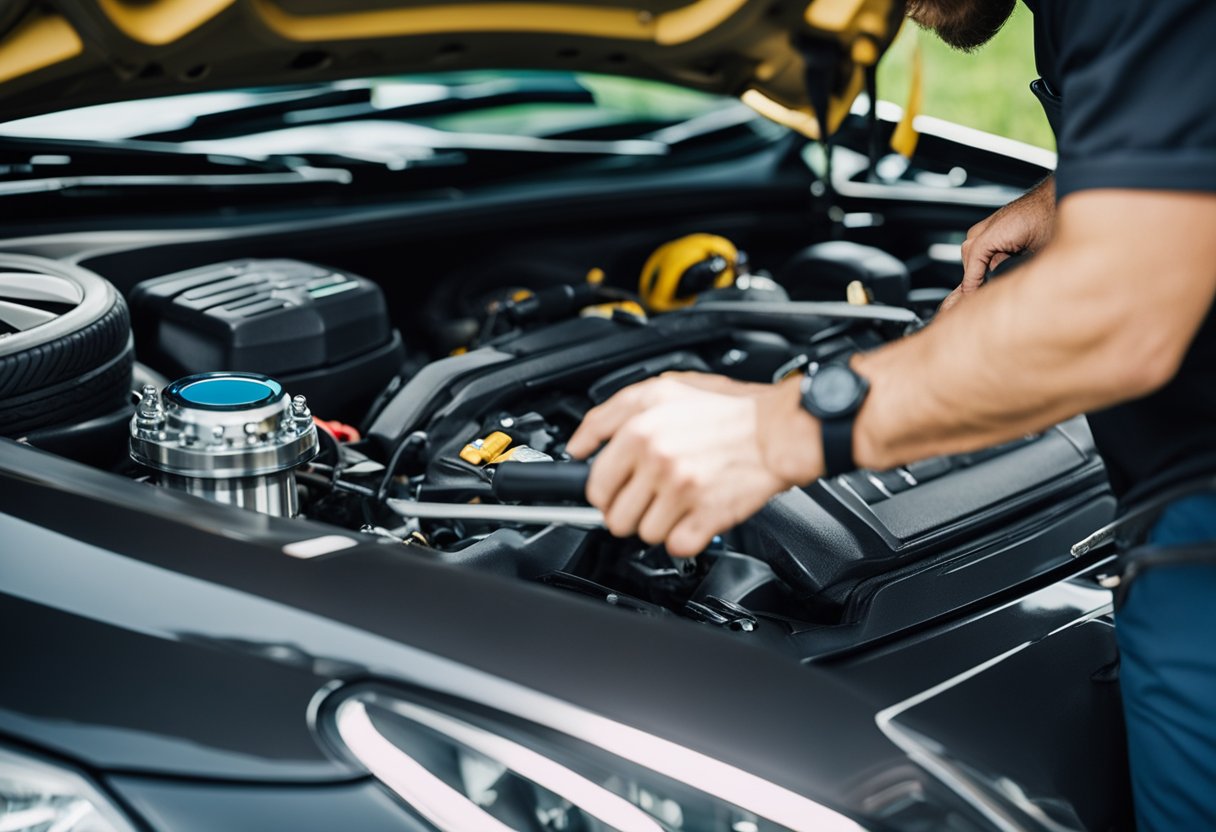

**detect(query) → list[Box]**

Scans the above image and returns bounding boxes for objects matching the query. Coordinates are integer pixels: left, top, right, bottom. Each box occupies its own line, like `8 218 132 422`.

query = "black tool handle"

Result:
492 462 591 503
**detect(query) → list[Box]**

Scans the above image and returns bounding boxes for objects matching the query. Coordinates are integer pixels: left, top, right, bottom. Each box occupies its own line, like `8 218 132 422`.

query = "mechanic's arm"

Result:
963 176 1054 288
939 175 1055 313
568 190 1216 556
851 189 1216 470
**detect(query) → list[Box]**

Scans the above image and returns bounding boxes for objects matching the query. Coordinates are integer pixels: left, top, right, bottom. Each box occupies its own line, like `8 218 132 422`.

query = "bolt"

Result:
291 395 308 417
210 425 225 444
244 422 258 435
722 348 748 366
137 384 162 418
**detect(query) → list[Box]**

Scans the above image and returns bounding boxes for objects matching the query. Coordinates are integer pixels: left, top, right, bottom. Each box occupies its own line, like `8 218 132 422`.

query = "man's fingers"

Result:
960 241 994 293
636 481 689 546
567 388 646 458
566 410 605 458
937 285 965 315
960 243 1022 294
666 511 718 558
583 424 641 509
602 467 657 538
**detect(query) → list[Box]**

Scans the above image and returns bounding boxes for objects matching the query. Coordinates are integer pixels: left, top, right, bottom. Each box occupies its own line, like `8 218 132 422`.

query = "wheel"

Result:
0 254 134 436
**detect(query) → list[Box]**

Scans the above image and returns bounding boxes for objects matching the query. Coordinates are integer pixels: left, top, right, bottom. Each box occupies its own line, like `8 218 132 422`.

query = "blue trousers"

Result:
1115 493 1216 831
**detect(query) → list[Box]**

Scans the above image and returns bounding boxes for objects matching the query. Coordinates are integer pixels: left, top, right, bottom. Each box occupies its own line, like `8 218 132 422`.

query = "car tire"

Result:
0 255 134 436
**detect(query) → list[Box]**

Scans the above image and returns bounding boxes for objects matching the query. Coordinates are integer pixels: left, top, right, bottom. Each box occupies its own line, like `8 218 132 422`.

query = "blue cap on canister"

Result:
164 372 284 411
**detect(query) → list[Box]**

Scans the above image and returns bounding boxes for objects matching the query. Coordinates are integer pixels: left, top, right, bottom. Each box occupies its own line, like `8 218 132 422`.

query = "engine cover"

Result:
129 259 405 420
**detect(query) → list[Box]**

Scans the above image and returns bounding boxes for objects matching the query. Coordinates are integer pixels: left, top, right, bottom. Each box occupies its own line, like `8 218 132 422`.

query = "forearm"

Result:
1018 174 1055 209
849 190 1216 471
853 247 1136 469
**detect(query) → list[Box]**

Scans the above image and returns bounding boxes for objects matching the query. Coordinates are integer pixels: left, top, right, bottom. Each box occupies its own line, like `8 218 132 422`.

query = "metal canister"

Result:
130 372 318 517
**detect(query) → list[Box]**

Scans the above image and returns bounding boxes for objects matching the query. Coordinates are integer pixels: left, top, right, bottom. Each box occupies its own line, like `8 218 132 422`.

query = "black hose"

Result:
297 470 378 498
377 430 427 502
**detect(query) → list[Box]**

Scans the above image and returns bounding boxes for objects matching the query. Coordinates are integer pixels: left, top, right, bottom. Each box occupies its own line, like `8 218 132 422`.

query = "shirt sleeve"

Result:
1051 0 1216 198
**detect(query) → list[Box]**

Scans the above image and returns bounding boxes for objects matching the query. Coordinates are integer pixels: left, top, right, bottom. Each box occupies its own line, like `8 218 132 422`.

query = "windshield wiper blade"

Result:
178 120 668 165
134 77 597 143
0 134 300 173
0 167 350 197
133 86 376 143
0 135 351 195
643 102 768 146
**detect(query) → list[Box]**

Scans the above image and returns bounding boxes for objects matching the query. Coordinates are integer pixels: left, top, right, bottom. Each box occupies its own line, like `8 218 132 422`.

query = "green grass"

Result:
877 3 1055 150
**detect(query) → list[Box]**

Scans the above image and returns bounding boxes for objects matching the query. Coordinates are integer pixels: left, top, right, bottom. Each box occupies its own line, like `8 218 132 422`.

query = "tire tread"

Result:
0 290 134 435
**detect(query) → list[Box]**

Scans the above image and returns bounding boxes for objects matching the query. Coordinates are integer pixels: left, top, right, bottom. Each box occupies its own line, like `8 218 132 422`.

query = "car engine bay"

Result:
0 233 1113 657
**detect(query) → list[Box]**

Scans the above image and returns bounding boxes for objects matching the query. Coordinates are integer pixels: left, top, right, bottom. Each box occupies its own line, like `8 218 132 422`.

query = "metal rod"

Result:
387 499 605 528
689 300 920 324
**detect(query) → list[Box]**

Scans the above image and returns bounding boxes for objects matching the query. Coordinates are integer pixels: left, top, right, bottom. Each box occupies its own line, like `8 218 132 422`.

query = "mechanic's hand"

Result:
937 282 969 315
951 176 1056 304
653 370 769 397
566 374 821 557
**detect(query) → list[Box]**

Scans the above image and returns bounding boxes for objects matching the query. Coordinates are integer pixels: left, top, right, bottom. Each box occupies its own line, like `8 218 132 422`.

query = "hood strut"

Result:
801 39 841 226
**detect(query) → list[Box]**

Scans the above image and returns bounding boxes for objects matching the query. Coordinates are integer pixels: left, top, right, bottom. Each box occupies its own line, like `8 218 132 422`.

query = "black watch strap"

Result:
820 415 856 478
801 361 867 478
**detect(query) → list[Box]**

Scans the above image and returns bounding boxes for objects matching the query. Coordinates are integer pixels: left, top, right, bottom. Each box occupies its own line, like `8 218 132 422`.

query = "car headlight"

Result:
319 683 866 832
0 743 137 832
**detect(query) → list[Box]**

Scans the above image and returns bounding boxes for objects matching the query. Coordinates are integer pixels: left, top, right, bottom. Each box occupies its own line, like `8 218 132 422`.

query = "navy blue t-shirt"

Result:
1024 0 1216 505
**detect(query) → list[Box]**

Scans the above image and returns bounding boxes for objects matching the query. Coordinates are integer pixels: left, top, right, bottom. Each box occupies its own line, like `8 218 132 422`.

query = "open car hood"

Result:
0 0 900 136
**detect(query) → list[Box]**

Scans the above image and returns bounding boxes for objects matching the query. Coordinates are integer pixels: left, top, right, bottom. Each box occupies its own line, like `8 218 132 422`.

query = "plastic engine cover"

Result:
130 259 404 419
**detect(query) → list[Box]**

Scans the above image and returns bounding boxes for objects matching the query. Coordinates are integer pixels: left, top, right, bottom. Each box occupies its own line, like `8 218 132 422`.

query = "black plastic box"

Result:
130 259 404 420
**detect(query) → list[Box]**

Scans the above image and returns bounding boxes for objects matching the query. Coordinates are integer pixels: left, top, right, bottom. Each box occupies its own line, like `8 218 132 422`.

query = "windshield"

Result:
0 71 730 145
0 71 784 207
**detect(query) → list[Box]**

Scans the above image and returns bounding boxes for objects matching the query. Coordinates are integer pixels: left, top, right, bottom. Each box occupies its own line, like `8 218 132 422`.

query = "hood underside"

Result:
0 0 900 136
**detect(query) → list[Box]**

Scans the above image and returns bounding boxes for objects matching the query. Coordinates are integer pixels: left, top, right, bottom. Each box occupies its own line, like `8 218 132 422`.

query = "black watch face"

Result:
809 365 862 416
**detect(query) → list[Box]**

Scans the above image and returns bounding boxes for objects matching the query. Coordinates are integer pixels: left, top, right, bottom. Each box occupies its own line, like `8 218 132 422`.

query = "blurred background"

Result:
878 3 1054 149
1 5 1053 152
566 4 1057 151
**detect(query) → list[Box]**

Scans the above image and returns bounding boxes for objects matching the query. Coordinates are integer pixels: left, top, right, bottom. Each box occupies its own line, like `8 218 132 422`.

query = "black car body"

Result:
0 2 1131 830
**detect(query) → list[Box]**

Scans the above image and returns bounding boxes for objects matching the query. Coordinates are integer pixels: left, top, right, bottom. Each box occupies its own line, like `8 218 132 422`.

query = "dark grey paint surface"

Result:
0 433 1126 829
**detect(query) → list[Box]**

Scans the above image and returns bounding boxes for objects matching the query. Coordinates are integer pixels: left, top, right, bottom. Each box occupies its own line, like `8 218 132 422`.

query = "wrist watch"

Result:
800 361 870 477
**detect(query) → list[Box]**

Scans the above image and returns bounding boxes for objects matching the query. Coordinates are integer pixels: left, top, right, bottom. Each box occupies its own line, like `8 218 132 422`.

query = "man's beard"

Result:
906 0 1018 51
